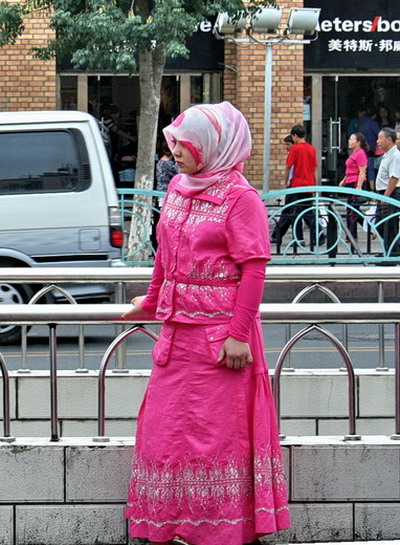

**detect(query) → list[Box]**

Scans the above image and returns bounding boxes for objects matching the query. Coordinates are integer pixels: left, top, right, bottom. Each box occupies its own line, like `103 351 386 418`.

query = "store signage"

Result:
59 20 223 72
305 0 400 69
166 20 224 71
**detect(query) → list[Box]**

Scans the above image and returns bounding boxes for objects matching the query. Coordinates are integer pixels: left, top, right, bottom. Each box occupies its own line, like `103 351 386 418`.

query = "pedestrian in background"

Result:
122 101 290 545
358 107 381 190
284 124 320 246
155 141 179 207
396 131 400 150
270 134 299 244
375 127 400 259
339 132 369 241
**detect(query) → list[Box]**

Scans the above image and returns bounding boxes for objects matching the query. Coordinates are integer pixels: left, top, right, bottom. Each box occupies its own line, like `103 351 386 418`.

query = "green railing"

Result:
264 186 400 265
118 188 164 265
118 185 400 266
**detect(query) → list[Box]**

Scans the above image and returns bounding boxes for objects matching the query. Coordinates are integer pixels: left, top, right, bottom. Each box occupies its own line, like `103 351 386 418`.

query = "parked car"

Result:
0 110 124 343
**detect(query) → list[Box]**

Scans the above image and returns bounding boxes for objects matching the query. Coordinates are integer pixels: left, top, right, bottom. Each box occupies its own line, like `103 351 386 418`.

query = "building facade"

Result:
0 5 56 112
305 0 400 186
0 1 307 191
2 2 398 191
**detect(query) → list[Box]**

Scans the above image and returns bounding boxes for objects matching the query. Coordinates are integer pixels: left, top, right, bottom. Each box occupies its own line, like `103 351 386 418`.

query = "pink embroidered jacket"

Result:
142 172 270 324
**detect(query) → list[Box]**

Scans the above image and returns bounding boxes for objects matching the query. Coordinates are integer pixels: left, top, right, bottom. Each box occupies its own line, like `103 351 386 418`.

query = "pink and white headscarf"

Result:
163 101 252 196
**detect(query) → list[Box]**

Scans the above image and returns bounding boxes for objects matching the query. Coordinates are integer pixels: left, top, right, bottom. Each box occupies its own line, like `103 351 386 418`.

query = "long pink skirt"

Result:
124 320 290 545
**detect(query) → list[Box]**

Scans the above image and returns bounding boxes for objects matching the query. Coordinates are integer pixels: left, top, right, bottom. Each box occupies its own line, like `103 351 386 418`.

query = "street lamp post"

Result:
263 42 273 194
214 7 321 193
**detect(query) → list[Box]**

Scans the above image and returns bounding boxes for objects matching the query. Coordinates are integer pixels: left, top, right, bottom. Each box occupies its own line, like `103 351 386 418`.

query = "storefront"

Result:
305 0 400 183
59 20 223 147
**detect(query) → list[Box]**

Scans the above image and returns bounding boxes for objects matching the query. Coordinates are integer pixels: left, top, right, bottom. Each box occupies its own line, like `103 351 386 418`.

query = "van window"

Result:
0 130 91 194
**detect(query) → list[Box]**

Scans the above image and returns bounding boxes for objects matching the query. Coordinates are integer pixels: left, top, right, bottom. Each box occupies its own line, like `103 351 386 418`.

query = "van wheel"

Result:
0 283 34 344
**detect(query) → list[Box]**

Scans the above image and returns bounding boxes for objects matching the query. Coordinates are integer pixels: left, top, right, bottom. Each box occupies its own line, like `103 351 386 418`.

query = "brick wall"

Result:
0 3 56 111
224 0 305 190
0 1 305 187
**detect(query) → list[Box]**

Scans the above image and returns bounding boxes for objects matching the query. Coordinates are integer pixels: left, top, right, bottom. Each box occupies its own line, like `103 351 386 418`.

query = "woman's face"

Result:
348 134 360 150
170 139 198 174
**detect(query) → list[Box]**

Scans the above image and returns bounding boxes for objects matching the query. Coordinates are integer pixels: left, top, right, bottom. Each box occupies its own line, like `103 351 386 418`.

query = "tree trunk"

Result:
127 44 166 263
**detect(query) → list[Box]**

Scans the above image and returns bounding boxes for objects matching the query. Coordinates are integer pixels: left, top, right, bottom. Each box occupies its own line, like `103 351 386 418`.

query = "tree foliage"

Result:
0 3 24 47
0 0 277 262
0 0 277 71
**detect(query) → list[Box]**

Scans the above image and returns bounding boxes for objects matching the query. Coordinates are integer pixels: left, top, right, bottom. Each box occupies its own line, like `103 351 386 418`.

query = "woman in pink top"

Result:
123 102 290 545
339 132 369 240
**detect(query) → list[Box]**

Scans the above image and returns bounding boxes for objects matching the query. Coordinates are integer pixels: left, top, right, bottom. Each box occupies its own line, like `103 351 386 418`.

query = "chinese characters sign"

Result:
305 0 400 69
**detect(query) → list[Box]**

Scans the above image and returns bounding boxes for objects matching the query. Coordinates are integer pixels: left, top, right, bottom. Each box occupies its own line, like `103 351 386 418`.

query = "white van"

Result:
0 111 124 342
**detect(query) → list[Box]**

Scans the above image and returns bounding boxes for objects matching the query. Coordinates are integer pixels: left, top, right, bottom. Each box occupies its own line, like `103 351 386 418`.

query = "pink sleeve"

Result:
225 189 271 263
229 258 267 342
141 247 165 315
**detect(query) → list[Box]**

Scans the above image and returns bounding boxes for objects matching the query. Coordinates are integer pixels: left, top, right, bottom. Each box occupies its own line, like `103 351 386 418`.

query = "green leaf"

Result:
0 3 24 47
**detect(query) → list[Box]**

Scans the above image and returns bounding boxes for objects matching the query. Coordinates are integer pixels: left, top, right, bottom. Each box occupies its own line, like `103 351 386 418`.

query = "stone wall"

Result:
0 437 399 544
0 370 396 439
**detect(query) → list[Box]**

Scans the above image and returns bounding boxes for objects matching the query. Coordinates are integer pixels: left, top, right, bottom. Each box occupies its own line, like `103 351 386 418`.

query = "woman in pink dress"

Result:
339 132 369 240
123 101 290 545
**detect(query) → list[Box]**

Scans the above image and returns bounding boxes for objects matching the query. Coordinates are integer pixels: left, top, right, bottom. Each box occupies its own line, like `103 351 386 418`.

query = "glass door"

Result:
321 75 400 184
322 76 348 183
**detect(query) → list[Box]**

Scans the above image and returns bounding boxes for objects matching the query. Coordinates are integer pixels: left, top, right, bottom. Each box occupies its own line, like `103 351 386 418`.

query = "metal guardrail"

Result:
264 185 400 265
118 188 164 264
1 265 399 371
0 303 399 444
118 186 400 265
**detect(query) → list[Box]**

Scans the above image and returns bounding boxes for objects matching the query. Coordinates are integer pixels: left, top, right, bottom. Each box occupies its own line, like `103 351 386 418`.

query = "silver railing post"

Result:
49 324 60 442
75 324 87 373
93 325 159 442
113 282 128 373
284 324 294 371
19 325 30 373
273 323 361 441
377 282 389 371
289 283 348 371
0 353 15 442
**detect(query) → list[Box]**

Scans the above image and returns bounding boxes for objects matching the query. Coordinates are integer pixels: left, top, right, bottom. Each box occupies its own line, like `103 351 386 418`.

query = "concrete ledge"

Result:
355 503 400 541
0 437 399 544
0 379 16 419
291 443 400 501
0 445 64 502
66 445 133 502
1 369 398 439
0 506 13 545
263 503 353 544
15 371 150 420
15 505 126 545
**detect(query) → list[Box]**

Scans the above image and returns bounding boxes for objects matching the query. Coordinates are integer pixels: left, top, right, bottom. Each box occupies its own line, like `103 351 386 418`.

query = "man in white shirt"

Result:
375 127 400 257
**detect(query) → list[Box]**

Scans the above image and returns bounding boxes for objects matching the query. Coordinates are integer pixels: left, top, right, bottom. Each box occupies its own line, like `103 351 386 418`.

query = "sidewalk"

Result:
293 542 400 545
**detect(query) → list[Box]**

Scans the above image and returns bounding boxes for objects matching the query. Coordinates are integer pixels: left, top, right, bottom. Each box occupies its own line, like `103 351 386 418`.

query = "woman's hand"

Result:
217 336 253 370
121 296 146 320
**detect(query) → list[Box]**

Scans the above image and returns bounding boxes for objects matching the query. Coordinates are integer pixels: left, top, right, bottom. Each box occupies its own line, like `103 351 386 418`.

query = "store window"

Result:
321 76 400 182
190 76 203 104
60 76 78 110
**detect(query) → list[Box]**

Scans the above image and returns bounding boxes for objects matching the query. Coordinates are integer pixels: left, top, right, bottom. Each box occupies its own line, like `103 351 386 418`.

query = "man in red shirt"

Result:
283 124 318 246
286 124 317 188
